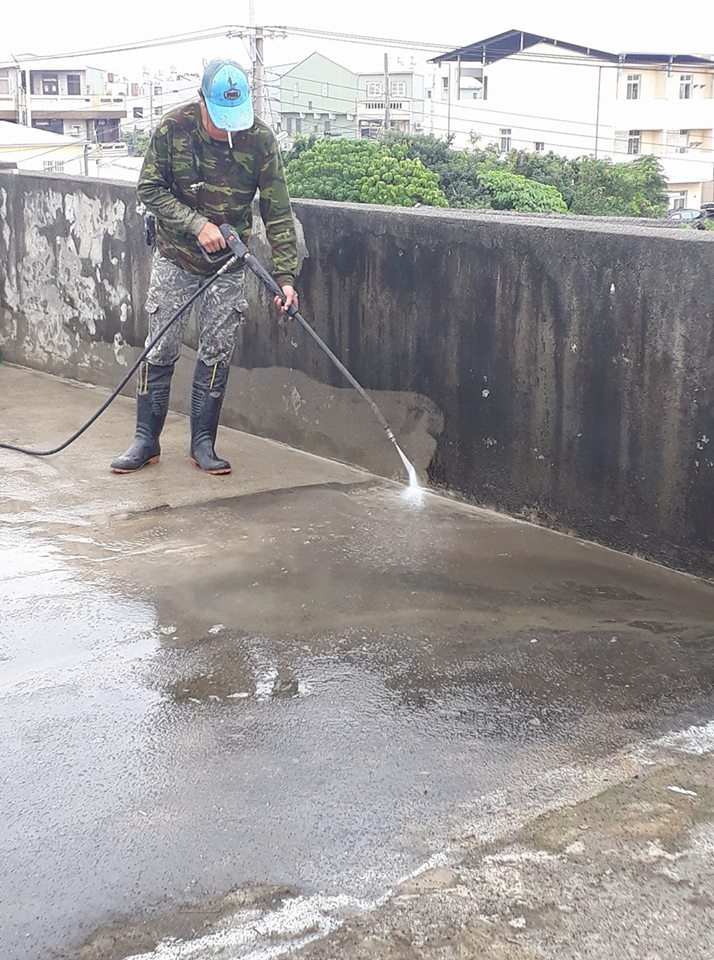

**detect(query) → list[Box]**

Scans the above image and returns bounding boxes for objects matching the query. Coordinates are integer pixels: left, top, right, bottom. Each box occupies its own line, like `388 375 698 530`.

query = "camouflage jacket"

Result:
137 102 297 284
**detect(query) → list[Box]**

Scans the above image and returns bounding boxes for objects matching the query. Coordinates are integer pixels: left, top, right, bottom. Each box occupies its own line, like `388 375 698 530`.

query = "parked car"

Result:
665 208 703 223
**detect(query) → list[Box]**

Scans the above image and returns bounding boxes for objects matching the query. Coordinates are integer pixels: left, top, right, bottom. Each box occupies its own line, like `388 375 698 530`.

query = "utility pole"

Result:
446 63 451 138
594 65 602 159
248 0 256 62
253 27 265 120
24 68 32 129
383 52 390 136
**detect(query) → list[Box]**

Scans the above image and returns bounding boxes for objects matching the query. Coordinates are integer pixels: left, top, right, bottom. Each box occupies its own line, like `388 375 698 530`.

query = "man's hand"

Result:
197 223 225 254
274 285 298 316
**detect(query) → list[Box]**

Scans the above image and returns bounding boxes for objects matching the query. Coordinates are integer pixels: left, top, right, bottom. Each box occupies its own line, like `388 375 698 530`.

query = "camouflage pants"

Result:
144 252 248 367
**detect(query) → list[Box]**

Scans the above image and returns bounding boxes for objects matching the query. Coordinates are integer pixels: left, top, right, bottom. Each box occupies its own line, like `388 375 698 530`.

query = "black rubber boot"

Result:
110 362 174 473
190 361 232 475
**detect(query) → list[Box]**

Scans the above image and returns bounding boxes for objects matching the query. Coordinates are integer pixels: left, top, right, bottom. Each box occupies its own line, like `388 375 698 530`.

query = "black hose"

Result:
0 257 236 457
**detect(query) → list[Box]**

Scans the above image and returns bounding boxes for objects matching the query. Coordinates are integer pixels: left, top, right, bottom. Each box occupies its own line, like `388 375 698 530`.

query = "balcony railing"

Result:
29 94 126 114
361 101 406 111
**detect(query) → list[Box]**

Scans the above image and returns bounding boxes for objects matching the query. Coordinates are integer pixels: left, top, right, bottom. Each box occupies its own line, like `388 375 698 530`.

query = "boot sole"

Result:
110 456 160 474
189 457 232 475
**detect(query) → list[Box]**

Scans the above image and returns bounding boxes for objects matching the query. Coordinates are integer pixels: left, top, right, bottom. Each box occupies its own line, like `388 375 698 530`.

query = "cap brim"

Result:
206 99 254 132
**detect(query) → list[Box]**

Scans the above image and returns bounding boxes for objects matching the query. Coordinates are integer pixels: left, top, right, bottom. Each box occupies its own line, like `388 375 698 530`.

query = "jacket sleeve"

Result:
258 136 298 287
137 120 208 238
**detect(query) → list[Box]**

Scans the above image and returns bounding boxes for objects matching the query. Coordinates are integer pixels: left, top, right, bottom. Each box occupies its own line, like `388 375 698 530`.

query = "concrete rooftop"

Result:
1 363 713 960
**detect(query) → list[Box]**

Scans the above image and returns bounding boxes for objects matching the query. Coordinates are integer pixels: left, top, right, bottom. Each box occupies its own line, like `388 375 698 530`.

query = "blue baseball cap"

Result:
201 59 254 131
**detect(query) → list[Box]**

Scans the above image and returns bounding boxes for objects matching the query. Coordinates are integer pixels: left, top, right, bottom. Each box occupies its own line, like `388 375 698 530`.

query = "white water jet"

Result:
394 443 424 503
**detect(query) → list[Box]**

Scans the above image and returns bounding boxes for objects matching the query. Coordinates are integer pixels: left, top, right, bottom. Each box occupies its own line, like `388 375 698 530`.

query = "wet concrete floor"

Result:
1 365 713 960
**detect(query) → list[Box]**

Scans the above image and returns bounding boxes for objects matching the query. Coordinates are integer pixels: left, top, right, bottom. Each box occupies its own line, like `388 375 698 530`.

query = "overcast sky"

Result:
5 1 714 77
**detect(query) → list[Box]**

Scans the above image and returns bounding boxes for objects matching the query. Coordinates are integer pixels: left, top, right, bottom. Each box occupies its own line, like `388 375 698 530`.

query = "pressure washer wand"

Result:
217 225 415 483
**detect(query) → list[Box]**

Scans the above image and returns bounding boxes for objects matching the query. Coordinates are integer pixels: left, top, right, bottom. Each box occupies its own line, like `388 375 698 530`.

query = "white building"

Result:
0 119 87 175
0 58 127 161
428 30 714 209
356 71 425 139
105 69 200 142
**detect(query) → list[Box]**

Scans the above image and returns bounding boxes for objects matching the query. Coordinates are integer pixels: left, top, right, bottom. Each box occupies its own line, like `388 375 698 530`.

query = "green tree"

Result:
385 131 497 207
570 155 668 217
283 133 319 164
504 150 578 208
285 138 448 207
122 129 151 157
476 169 569 213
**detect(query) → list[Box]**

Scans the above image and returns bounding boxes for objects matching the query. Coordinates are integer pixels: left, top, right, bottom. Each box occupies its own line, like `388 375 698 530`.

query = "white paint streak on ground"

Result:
127 853 449 960
667 785 699 797
655 721 714 756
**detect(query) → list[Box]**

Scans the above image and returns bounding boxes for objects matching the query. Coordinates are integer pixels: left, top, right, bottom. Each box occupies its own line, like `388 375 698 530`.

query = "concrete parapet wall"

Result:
1 171 712 576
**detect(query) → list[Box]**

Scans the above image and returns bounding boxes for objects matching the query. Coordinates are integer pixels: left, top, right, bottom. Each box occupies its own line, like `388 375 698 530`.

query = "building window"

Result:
390 80 407 96
627 129 641 155
672 190 687 210
133 107 144 119
324 119 331 135
33 118 63 134
154 106 162 115
41 73 59 96
0 72 9 95
43 160 65 173
500 128 512 151
667 128 689 153
321 82 329 97
626 74 640 100
67 74 81 95
441 76 449 91
534 141 545 152
153 85 162 96
680 74 692 99
366 81 382 97
70 124 82 137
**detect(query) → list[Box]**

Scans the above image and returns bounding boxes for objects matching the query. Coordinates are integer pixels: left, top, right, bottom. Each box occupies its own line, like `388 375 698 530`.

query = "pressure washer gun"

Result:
198 223 298 317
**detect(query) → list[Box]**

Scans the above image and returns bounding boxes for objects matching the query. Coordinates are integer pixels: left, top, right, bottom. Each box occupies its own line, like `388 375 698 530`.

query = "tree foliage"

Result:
504 149 667 217
476 169 568 213
284 138 448 207
122 129 151 157
382 133 669 218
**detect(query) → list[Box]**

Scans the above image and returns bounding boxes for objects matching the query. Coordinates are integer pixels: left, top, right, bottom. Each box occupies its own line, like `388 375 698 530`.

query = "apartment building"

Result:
429 30 714 208
356 71 425 139
0 59 126 156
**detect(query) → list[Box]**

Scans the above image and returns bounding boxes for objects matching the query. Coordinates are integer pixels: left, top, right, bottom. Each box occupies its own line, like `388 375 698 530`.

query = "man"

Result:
111 59 298 475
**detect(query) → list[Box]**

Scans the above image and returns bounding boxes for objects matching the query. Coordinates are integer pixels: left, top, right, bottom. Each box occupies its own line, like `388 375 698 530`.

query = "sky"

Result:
4 1 714 78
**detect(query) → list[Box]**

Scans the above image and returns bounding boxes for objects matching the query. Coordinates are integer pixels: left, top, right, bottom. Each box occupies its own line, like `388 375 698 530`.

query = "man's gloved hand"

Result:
274 285 298 316
197 222 226 254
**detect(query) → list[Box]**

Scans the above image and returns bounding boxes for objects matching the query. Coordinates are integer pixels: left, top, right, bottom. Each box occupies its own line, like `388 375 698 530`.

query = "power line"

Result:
0 27 246 70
